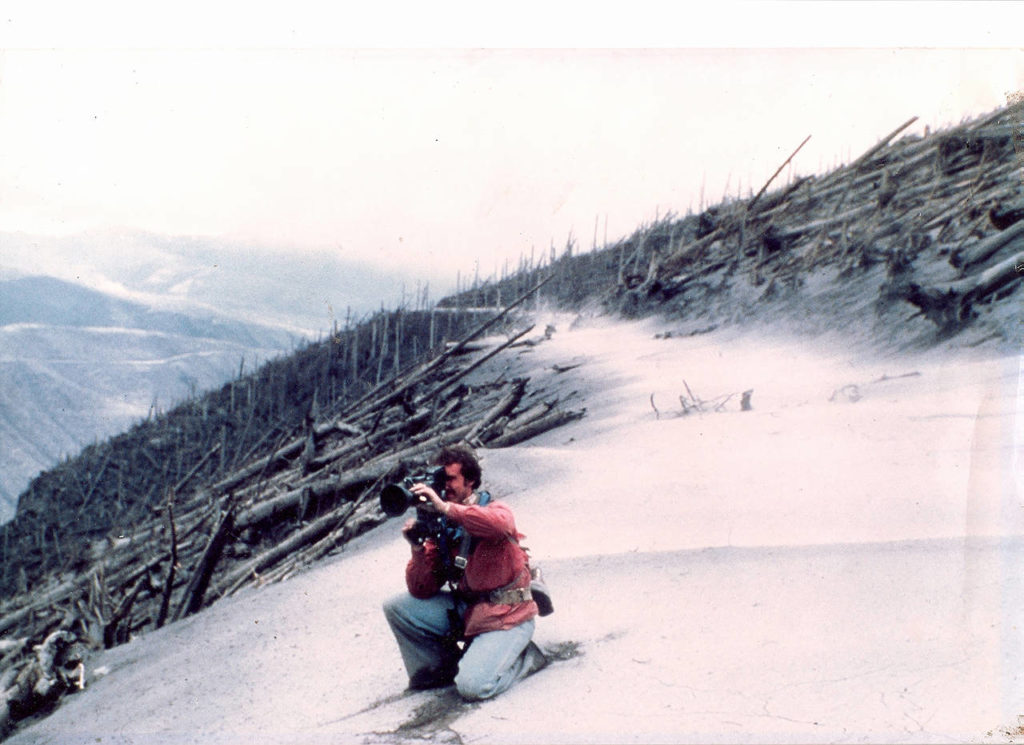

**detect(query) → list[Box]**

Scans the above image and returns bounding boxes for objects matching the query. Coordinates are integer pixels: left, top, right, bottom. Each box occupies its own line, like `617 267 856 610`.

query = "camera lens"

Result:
380 483 414 517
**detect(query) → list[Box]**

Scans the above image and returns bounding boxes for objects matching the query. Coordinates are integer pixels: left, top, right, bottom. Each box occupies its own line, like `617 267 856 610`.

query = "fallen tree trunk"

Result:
898 249 1024 328
464 379 528 445
486 408 587 448
103 574 150 648
0 630 85 737
211 437 306 494
309 408 432 471
656 228 726 281
233 423 473 531
503 401 554 431
951 217 1024 272
418 325 536 403
0 577 84 639
214 499 362 599
989 197 1024 230
288 494 376 568
748 134 811 214
851 116 920 172
235 485 320 531
343 276 553 422
173 508 236 621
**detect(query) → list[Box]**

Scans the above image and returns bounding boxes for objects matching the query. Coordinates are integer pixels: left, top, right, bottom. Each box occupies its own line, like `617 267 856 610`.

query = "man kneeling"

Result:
383 445 546 700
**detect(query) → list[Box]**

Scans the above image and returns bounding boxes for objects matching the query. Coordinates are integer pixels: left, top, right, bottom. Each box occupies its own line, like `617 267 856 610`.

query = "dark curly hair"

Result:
436 444 482 490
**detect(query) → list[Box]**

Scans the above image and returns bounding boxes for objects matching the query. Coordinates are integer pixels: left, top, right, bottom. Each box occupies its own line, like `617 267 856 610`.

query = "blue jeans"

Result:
383 591 538 700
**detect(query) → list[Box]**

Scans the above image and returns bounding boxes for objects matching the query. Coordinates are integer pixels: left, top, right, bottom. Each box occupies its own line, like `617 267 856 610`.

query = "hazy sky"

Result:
1 3 1022 300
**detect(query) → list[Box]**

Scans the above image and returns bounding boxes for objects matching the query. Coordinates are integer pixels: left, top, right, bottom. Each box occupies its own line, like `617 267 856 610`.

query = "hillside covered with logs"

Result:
2 100 1023 736
467 101 1024 351
0 278 587 734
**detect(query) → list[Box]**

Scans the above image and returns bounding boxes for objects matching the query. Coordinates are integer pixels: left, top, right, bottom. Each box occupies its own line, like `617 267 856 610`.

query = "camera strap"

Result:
454 533 471 571
449 490 491 574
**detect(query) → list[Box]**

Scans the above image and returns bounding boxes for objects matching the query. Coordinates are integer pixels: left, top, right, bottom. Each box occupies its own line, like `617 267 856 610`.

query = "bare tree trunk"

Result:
898 249 1024 328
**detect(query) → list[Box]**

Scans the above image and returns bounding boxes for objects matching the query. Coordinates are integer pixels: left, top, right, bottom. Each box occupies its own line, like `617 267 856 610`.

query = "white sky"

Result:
1 2 1023 290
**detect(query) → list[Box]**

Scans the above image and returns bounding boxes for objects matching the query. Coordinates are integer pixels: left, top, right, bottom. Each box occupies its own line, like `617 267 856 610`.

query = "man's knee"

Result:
382 592 410 626
454 667 498 701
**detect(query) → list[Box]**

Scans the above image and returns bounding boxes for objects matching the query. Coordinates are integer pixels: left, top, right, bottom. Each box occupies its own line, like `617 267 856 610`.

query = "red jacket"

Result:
405 498 538 637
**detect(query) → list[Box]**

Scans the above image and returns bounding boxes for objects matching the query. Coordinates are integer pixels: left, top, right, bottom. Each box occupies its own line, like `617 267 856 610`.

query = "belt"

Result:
489 585 532 605
457 584 533 605
457 567 533 606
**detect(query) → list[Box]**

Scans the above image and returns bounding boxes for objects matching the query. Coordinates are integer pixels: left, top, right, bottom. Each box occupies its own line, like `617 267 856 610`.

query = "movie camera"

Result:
379 467 449 545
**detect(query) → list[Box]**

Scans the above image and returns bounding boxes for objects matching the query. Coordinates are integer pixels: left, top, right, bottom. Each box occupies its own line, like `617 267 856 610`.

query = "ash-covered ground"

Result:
9 308 1022 744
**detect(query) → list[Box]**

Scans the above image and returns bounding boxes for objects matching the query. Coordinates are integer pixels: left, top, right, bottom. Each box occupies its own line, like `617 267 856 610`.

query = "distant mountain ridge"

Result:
0 275 294 345
0 229 443 336
0 275 302 522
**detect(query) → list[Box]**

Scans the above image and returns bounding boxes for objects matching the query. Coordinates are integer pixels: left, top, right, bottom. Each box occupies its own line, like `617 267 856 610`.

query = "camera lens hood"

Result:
379 482 415 517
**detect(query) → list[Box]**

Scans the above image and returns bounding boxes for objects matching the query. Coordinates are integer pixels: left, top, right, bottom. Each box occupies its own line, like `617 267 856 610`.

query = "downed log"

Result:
898 249 1024 328
503 401 554 431
419 325 536 403
103 573 150 648
777 201 877 241
211 436 306 494
309 407 432 471
254 484 385 588
343 276 553 422
214 498 362 599
235 486 318 531
155 494 178 629
0 575 85 639
328 421 364 438
989 198 1024 230
464 379 529 445
0 630 85 736
0 639 29 669
656 228 726 281
951 217 1024 272
486 408 586 448
233 424 473 531
747 134 811 214
290 489 378 567
173 508 236 621
851 116 920 171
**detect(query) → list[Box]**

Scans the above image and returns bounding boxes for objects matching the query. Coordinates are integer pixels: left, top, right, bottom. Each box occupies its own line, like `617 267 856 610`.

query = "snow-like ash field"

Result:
9 312 1023 745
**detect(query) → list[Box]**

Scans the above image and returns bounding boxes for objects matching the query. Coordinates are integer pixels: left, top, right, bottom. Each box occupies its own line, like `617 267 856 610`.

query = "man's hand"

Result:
410 482 449 515
402 517 425 550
